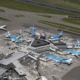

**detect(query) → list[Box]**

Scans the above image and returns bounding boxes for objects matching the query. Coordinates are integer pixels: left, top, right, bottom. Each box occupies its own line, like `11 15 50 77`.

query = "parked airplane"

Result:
6 31 21 43
66 49 80 57
74 40 80 46
46 54 72 65
49 31 63 41
31 27 46 39
0 25 7 31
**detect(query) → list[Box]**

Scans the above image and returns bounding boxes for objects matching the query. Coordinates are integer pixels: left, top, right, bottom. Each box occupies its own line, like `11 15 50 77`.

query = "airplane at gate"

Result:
74 40 80 46
66 49 80 57
49 31 63 41
6 31 21 43
46 54 72 65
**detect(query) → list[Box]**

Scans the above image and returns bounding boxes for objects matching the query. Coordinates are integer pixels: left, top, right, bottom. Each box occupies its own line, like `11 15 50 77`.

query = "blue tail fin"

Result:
31 28 35 36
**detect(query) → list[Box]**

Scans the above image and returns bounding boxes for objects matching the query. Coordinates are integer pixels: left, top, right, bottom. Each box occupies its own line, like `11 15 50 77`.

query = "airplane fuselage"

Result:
51 33 62 40
75 42 80 46
46 54 72 65
66 50 80 56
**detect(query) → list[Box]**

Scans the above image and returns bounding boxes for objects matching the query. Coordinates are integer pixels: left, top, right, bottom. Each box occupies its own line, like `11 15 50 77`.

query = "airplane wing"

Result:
0 25 6 28
16 36 21 39
2 25 6 28
0 25 7 31
11 39 15 41
75 55 79 58
0 28 7 31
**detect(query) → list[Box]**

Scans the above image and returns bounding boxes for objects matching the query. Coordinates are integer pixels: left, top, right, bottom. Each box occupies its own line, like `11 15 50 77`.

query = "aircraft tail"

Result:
77 39 80 45
77 39 79 42
8 31 10 35
31 27 35 36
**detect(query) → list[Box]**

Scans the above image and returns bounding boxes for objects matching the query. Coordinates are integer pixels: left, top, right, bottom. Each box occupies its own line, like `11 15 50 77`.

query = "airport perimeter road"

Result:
0 7 80 33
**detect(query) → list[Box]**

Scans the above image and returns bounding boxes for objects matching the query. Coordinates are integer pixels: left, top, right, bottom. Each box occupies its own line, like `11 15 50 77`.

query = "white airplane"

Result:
0 25 7 31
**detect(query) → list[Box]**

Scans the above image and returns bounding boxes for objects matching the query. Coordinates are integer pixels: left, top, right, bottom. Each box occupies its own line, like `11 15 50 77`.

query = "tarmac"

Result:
62 66 80 80
0 27 80 80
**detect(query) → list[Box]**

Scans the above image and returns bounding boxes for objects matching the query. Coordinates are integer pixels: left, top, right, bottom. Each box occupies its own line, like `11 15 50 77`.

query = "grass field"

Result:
0 17 10 22
38 20 80 34
63 18 80 25
64 0 80 4
0 0 79 16
34 0 80 10
0 9 5 12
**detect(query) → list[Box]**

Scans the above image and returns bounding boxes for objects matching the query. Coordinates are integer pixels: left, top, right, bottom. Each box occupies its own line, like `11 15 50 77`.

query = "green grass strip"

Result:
38 20 80 34
0 17 10 22
34 0 80 10
63 18 80 25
